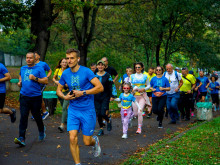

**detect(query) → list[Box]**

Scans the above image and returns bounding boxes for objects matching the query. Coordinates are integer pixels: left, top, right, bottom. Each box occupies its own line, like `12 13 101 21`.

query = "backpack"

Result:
164 71 179 83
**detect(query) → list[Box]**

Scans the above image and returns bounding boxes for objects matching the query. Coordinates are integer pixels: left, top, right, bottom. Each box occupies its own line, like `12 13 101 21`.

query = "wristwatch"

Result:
83 90 87 96
35 77 39 82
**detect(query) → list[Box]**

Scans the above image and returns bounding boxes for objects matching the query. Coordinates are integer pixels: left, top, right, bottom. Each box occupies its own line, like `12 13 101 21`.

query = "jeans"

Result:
19 94 44 139
152 96 167 122
167 93 180 122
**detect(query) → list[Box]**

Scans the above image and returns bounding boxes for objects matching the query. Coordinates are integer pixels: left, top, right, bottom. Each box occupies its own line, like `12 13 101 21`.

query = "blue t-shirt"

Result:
59 66 96 112
0 63 9 93
20 65 46 97
35 61 50 72
197 76 209 92
123 73 128 81
150 76 170 97
209 82 219 94
119 93 136 109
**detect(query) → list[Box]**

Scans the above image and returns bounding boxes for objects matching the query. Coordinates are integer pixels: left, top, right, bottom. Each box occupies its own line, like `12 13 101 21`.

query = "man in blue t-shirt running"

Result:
14 52 48 147
56 48 104 165
0 63 16 123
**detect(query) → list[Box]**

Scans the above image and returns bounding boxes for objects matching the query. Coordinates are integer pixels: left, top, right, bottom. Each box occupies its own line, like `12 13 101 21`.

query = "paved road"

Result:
0 109 219 165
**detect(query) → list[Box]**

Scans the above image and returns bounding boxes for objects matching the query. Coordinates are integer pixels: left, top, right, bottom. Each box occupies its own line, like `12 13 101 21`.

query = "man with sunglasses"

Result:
179 67 196 121
164 64 183 124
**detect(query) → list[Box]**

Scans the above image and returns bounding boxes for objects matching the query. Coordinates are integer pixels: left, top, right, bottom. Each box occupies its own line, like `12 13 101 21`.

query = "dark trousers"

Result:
179 93 193 120
95 98 110 128
152 96 167 122
19 94 44 139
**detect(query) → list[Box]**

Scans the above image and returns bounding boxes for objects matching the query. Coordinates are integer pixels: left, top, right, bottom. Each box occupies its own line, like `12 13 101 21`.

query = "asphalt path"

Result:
0 108 219 165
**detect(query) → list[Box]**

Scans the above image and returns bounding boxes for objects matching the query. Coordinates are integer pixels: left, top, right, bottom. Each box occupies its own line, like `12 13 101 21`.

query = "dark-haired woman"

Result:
53 58 69 132
130 62 151 134
150 66 170 128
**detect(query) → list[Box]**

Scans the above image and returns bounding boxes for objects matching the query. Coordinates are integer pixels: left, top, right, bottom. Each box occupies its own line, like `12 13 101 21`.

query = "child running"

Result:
114 82 142 139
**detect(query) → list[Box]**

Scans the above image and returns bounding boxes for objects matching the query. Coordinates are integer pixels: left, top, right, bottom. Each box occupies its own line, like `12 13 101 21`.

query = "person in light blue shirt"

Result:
0 63 16 123
56 48 104 164
197 71 210 102
14 52 48 147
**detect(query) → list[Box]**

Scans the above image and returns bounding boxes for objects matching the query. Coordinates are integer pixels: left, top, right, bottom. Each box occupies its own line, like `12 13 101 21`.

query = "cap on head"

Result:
97 60 105 65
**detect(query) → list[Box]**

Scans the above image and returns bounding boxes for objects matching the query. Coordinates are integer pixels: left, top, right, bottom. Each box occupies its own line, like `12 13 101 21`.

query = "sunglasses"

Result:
156 69 162 71
135 67 141 69
123 87 130 90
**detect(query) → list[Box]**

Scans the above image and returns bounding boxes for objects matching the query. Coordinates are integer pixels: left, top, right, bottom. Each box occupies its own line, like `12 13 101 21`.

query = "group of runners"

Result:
0 48 219 165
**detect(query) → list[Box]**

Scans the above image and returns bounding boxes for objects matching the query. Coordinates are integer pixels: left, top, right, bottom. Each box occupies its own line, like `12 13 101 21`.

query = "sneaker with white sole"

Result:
42 111 49 120
92 136 101 157
136 128 141 134
122 134 128 139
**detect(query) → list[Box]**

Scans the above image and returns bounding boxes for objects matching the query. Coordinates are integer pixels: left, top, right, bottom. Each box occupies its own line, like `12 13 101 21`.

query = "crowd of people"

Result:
0 48 219 165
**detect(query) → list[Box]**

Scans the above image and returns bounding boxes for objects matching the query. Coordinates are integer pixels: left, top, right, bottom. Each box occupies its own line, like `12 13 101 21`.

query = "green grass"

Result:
123 117 220 165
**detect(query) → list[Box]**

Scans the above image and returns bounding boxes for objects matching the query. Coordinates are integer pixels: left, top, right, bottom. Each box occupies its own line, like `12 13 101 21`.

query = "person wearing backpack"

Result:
179 67 196 121
164 64 183 124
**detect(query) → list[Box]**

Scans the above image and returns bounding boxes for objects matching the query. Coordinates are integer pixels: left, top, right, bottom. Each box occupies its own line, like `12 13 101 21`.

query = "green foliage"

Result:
45 51 66 70
0 28 33 56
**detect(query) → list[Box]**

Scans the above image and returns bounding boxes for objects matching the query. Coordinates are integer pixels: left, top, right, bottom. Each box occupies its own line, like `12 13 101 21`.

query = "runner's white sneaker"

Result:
122 134 128 139
92 136 101 157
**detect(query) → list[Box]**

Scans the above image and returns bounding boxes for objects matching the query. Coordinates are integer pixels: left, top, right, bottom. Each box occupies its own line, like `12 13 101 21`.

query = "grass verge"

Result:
122 117 220 165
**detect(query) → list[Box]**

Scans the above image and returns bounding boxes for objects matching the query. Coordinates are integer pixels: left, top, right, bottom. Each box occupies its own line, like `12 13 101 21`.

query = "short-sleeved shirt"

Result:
35 61 50 72
20 65 47 97
144 72 156 92
180 74 196 92
119 93 136 109
150 76 170 97
209 82 219 94
197 76 210 92
130 73 148 96
0 63 9 93
59 66 95 112
54 68 68 92
164 71 182 94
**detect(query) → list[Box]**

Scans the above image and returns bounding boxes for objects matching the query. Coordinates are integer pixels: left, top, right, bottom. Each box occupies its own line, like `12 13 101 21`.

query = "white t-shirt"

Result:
164 71 182 94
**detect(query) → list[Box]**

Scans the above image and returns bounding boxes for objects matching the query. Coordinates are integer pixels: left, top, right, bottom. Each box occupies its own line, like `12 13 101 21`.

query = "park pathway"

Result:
0 108 219 165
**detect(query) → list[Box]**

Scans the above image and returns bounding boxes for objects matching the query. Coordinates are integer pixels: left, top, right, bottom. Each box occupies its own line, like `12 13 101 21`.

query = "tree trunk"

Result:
78 45 88 66
31 0 56 61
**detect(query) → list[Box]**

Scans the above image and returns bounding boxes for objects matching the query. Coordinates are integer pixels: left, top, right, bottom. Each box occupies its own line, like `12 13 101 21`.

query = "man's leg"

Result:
31 96 44 134
69 130 81 164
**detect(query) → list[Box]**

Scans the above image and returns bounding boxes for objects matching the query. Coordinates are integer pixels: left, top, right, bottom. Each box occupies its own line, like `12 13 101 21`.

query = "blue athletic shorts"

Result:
67 108 96 136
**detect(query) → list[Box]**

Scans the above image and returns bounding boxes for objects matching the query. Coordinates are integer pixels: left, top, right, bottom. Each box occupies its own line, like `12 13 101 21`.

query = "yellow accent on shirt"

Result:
54 68 68 92
144 72 156 92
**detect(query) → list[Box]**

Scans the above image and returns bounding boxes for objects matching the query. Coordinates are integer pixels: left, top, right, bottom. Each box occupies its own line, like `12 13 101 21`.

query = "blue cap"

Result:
189 70 194 74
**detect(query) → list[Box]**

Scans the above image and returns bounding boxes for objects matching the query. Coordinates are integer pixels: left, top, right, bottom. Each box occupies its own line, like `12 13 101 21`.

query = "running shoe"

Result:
39 126 46 141
142 112 146 116
98 129 104 136
107 120 112 131
42 111 49 120
147 114 151 118
122 134 128 139
158 122 163 128
14 137 25 146
30 116 34 120
92 136 101 157
58 125 64 133
191 112 195 117
136 128 141 134
10 109 16 123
